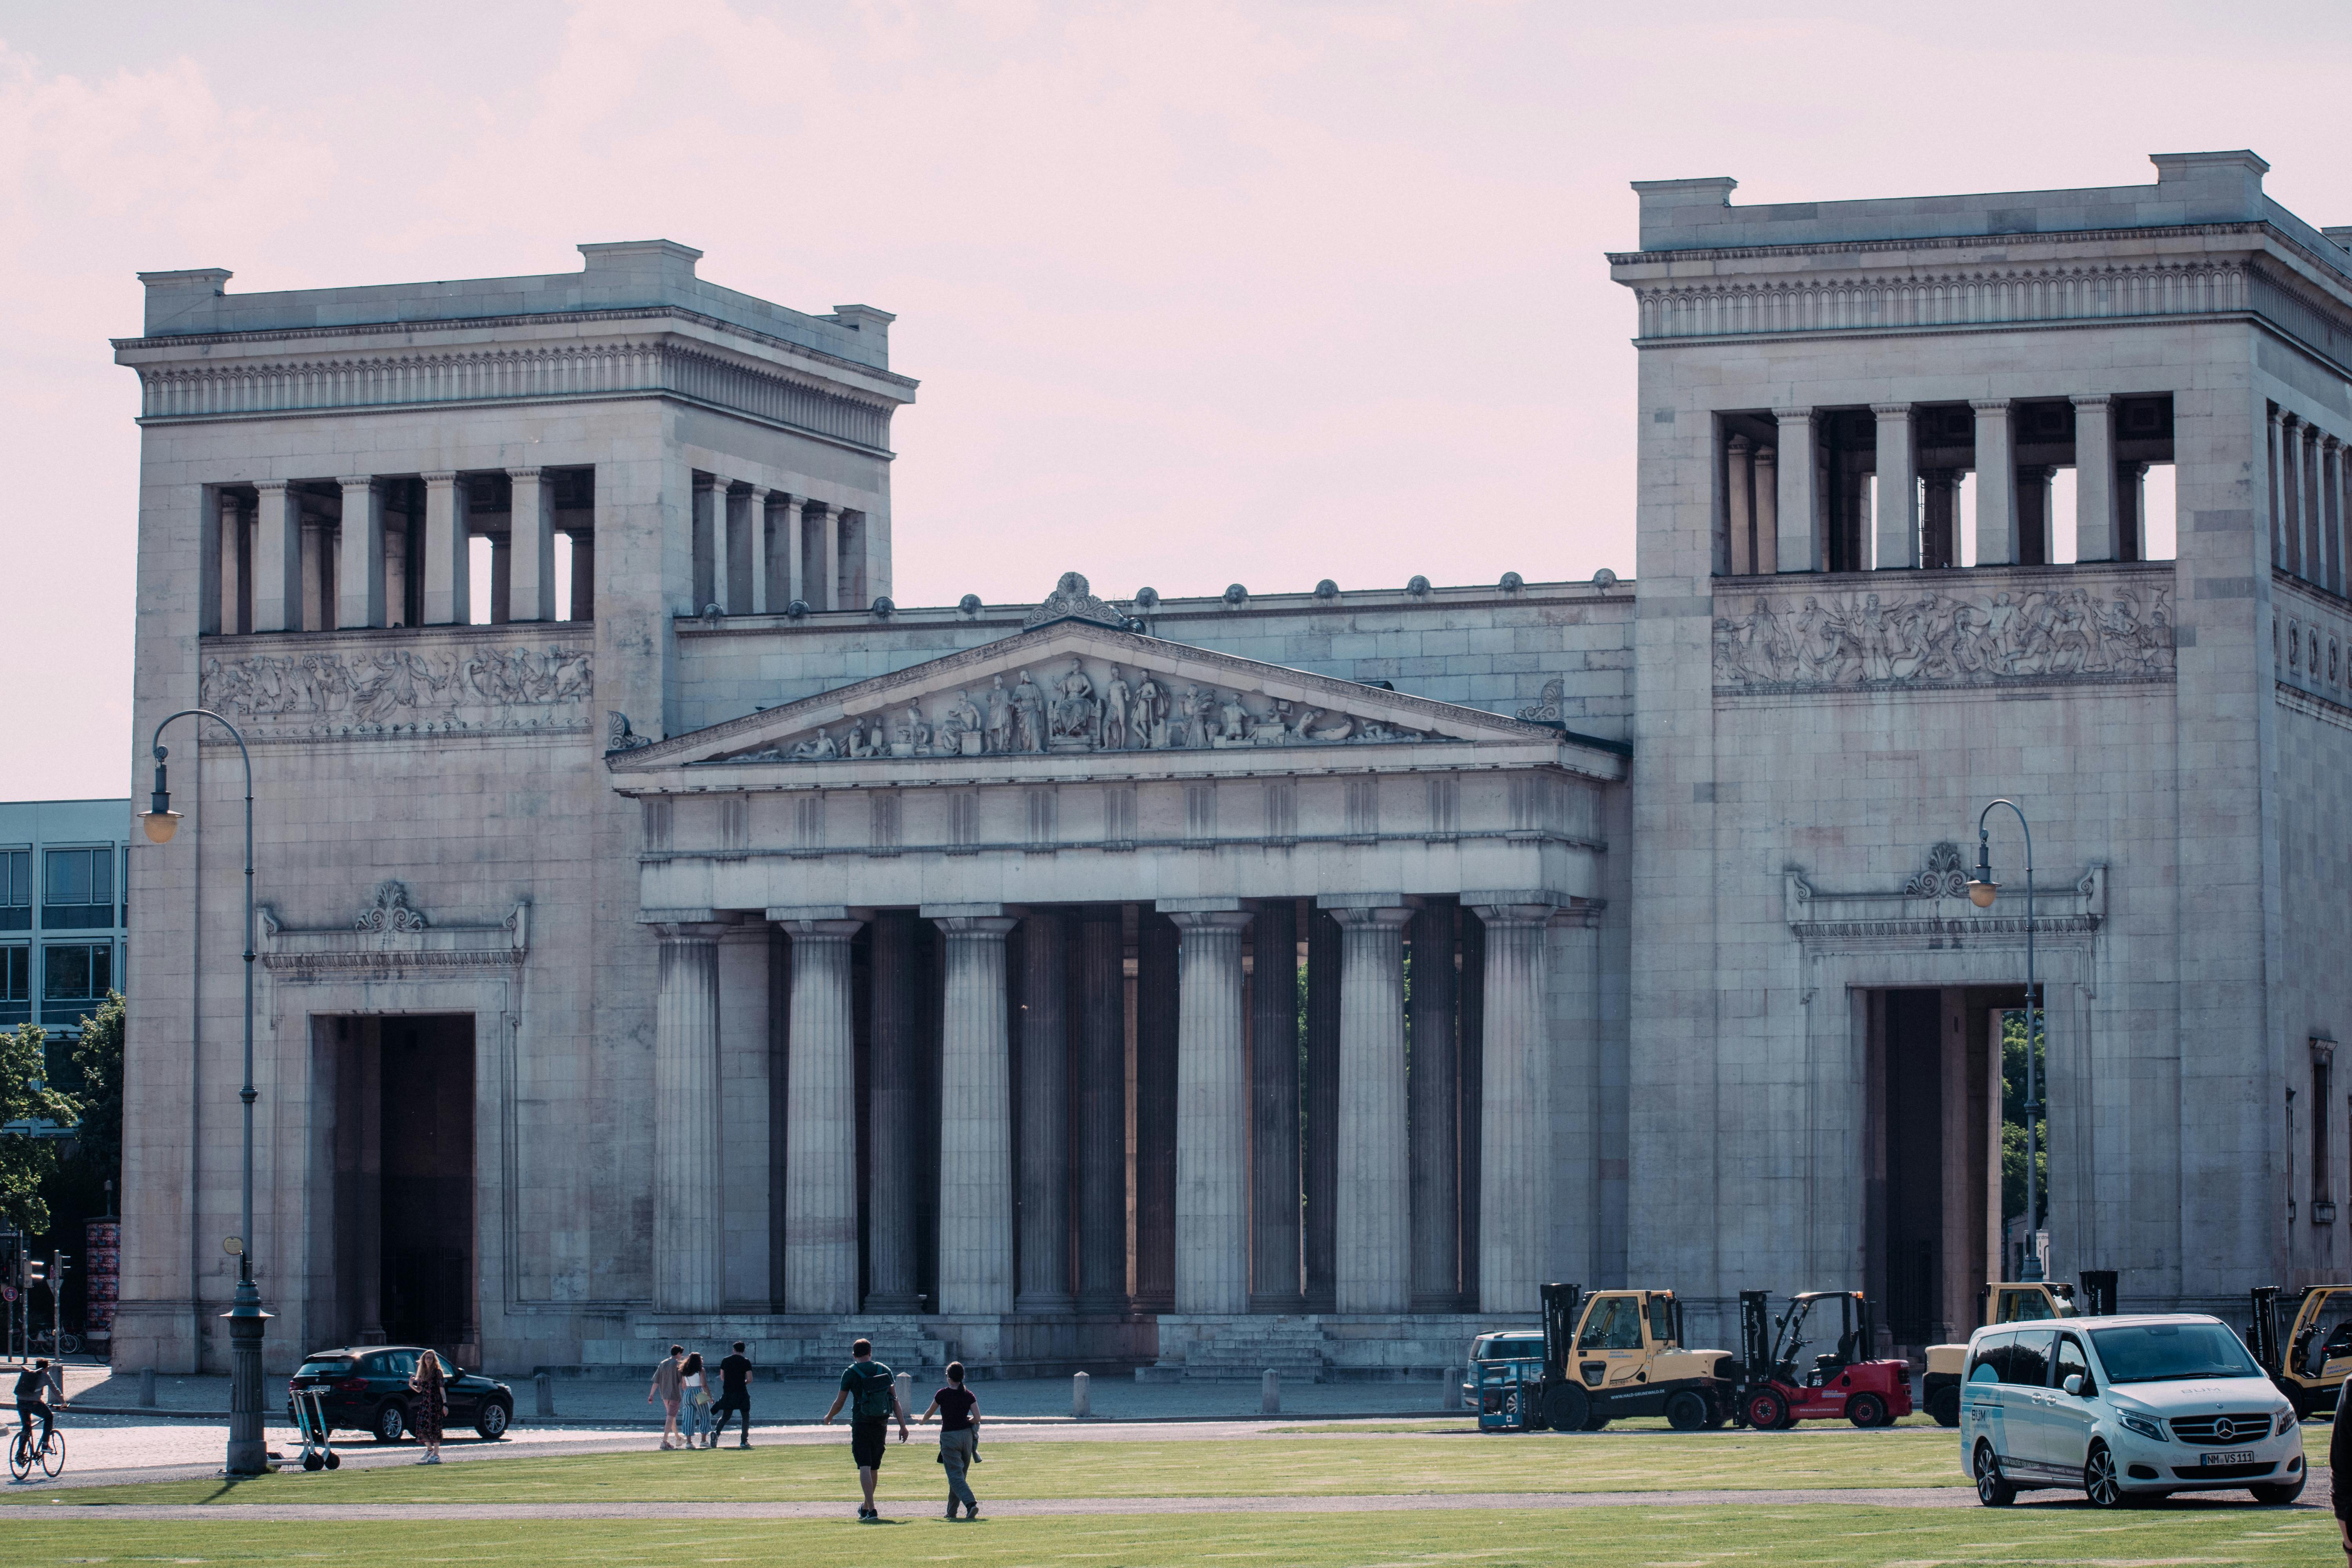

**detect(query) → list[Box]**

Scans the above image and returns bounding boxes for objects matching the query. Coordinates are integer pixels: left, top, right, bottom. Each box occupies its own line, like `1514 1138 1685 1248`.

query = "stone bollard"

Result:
1261 1369 1281 1415
1072 1370 1091 1418
895 1371 914 1417
535 1372 555 1418
1441 1368 1463 1412
138 1367 157 1408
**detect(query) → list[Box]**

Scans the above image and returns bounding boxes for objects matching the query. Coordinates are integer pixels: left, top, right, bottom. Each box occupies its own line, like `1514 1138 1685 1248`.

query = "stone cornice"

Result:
1606 218 2273 273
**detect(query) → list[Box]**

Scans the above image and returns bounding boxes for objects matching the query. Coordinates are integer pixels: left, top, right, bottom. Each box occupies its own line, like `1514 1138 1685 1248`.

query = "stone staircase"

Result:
829 1314 953 1374
1165 1316 1330 1382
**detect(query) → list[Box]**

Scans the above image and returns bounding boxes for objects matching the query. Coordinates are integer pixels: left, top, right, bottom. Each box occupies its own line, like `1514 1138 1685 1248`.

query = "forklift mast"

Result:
1858 1294 1878 1359
2079 1270 2118 1316
1540 1283 1581 1385
2249 1285 2283 1376
1738 1291 1770 1379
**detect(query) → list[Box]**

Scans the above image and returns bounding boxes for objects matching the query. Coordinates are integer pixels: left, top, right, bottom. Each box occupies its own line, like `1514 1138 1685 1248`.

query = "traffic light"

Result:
24 1257 44 1287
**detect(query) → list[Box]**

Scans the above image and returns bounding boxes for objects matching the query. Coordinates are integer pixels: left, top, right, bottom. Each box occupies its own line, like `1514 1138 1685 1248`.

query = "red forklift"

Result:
1732 1290 1914 1429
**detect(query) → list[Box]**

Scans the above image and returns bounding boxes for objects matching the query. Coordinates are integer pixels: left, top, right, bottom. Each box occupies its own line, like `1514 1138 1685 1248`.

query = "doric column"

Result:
2268 406 2287 568
746 486 772 615
1772 409 1820 572
1752 446 1779 575
1301 906 1340 1312
1407 900 1459 1312
1017 909 1074 1313
1872 403 1918 569
218 490 246 634
935 911 1018 1316
2018 465 2055 566
1921 470 1959 570
716 924 773 1307
818 502 842 611
1971 400 2017 564
421 470 471 625
779 916 862 1314
779 494 806 610
1133 911 1180 1311
1472 904 1551 1313
337 477 385 629
507 468 555 622
653 920 728 1313
1456 910 1486 1311
1249 899 1303 1312
253 479 303 632
1332 902 1412 1314
866 911 923 1312
1725 434 1754 576
2305 423 2327 588
2073 395 2118 563
1074 906 1129 1312
1171 906 1252 1314
2281 416 2307 577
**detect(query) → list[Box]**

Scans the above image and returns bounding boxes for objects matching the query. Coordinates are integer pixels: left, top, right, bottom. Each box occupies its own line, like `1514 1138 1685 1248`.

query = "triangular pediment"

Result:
610 619 1599 777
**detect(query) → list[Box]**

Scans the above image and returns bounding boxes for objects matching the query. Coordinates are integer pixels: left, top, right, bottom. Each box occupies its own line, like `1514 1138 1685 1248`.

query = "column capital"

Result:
1327 904 1414 929
777 492 806 512
505 466 544 482
1752 444 1776 466
421 470 461 487
1167 909 1254 932
650 919 732 942
254 477 294 496
935 914 1018 937
1969 398 2011 413
1771 407 1815 424
1471 902 1557 928
777 918 864 942
2070 393 2114 410
1726 432 1751 455
1869 402 1914 418
336 474 381 493
2282 411 2305 432
746 483 771 502
2270 405 2287 428
697 472 727 492
2326 435 2343 454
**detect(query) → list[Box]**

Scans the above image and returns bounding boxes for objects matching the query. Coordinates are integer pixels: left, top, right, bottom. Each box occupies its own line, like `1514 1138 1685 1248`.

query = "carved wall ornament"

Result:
1903 843 1971 900
1022 572 1127 630
716 651 1449 765
1517 678 1566 723
200 639 592 740
356 880 429 933
1713 581 2173 694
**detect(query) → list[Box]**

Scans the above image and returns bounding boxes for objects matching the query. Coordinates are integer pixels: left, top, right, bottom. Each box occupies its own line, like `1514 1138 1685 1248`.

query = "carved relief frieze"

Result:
200 639 592 740
1714 581 2173 696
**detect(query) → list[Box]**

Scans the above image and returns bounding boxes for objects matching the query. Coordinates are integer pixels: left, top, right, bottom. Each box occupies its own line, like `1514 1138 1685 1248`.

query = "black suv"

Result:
288 1346 514 1443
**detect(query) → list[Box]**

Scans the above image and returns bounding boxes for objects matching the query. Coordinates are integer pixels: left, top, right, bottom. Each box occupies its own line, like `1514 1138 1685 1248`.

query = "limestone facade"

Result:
110 153 2352 1377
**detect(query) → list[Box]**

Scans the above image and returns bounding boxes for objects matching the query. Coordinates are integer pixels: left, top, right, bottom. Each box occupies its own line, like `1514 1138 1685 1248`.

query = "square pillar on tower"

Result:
1773 410 1820 572
2304 423 2327 588
2017 466 2055 566
746 486 771 615
778 495 807 611
1017 909 1074 1313
1725 434 1754 576
777 913 863 1315
253 480 303 632
507 467 555 622
1751 445 1778 575
1971 401 2017 564
1167 902 1253 1315
2116 461 2149 564
865 911 924 1313
2073 395 2118 562
2325 437 2347 595
817 503 842 611
1872 403 1918 569
2280 416 2307 577
421 471 471 625
1921 471 1959 571
1074 906 1130 1313
931 908 1018 1316
651 919 729 1313
1249 899 1303 1312
1327 898 1413 1314
336 477 385 629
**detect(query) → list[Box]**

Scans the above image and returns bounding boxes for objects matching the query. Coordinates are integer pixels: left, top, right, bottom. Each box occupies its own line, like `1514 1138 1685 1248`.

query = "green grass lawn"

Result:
0 1504 2332 1567
5 1428 1995 1508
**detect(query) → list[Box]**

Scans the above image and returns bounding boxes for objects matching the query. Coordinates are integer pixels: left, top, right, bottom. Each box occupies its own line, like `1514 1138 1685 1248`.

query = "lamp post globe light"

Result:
138 708 271 1477
1964 798 2044 1283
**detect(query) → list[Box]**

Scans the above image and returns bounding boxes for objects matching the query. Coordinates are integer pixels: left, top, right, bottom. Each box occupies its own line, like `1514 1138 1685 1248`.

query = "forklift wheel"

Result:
1925 1386 1961 1428
1665 1391 1710 1432
1544 1383 1592 1434
1743 1388 1790 1431
1846 1392 1888 1428
1581 1414 1611 1432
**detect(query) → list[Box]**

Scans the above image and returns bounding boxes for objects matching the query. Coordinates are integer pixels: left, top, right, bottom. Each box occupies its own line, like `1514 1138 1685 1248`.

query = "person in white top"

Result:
679 1351 714 1448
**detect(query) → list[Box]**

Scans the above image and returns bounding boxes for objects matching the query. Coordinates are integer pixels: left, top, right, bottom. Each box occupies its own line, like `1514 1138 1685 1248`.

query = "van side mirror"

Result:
2062 1374 2084 1396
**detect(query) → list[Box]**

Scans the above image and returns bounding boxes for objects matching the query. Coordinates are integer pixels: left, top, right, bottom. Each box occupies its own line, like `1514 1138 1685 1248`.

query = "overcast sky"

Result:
4 0 2348 800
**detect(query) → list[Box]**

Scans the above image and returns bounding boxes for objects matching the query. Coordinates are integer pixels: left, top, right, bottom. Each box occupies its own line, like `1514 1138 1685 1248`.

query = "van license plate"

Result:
2200 1450 2255 1466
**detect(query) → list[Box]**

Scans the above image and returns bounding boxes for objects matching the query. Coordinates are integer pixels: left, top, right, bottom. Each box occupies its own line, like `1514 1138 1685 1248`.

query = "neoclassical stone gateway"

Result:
116 152 2352 1377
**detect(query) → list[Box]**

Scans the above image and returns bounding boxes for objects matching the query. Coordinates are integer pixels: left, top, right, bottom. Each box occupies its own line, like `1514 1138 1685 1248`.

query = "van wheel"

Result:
1665 1391 1709 1432
1974 1442 2015 1507
1925 1386 1961 1428
2084 1443 2127 1508
1846 1392 1887 1428
2250 1476 2307 1505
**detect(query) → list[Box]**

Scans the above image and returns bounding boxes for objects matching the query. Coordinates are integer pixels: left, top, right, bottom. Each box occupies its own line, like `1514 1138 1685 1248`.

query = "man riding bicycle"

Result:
14 1358 56 1454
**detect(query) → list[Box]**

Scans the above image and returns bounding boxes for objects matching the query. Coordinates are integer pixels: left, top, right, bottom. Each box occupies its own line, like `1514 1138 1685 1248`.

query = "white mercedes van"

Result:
1959 1312 2305 1507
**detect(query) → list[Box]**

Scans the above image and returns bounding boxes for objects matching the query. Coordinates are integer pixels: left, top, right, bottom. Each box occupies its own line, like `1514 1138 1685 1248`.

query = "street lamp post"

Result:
1965 798 2044 1283
137 708 271 1476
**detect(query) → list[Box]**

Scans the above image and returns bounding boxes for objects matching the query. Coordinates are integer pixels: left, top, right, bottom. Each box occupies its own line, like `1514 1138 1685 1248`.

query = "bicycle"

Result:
27 1330 80 1357
8 1417 64 1482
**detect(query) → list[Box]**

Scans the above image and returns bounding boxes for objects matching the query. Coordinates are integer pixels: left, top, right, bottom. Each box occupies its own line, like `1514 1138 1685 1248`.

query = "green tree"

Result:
1 1022 79 1233
2001 1008 2047 1225
69 991 124 1198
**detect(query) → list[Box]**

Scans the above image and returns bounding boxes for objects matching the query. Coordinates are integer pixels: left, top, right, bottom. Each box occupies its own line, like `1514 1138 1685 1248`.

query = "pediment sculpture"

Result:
724 652 1445 764
1021 571 1128 631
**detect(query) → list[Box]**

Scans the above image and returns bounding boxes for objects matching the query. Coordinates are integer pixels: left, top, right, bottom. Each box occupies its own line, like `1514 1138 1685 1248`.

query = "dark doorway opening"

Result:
328 1014 475 1358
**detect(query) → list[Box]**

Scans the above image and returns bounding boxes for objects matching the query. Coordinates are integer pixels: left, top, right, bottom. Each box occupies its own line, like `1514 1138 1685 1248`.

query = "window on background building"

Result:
0 946 27 1024
0 849 27 931
42 847 114 930
42 941 111 1025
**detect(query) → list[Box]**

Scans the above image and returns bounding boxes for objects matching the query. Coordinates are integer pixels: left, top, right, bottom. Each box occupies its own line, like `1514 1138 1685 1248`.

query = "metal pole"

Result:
147 708 270 1475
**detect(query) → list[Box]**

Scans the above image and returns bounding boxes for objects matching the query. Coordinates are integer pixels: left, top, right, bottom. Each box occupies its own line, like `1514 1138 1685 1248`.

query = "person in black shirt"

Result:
713 1341 754 1448
917 1360 982 1520
13 1358 54 1452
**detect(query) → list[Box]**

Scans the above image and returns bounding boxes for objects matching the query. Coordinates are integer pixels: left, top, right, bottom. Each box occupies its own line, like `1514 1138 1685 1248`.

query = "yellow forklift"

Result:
2249 1284 2352 1419
1919 1272 2116 1427
1518 1283 1737 1432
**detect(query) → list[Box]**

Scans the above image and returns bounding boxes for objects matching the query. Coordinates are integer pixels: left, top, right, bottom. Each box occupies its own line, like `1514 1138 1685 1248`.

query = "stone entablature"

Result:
196 623 593 742
258 880 530 982
1711 565 2174 697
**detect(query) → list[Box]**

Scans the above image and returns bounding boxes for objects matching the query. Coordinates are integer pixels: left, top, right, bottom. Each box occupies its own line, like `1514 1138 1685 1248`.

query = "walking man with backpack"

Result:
822 1338 907 1520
